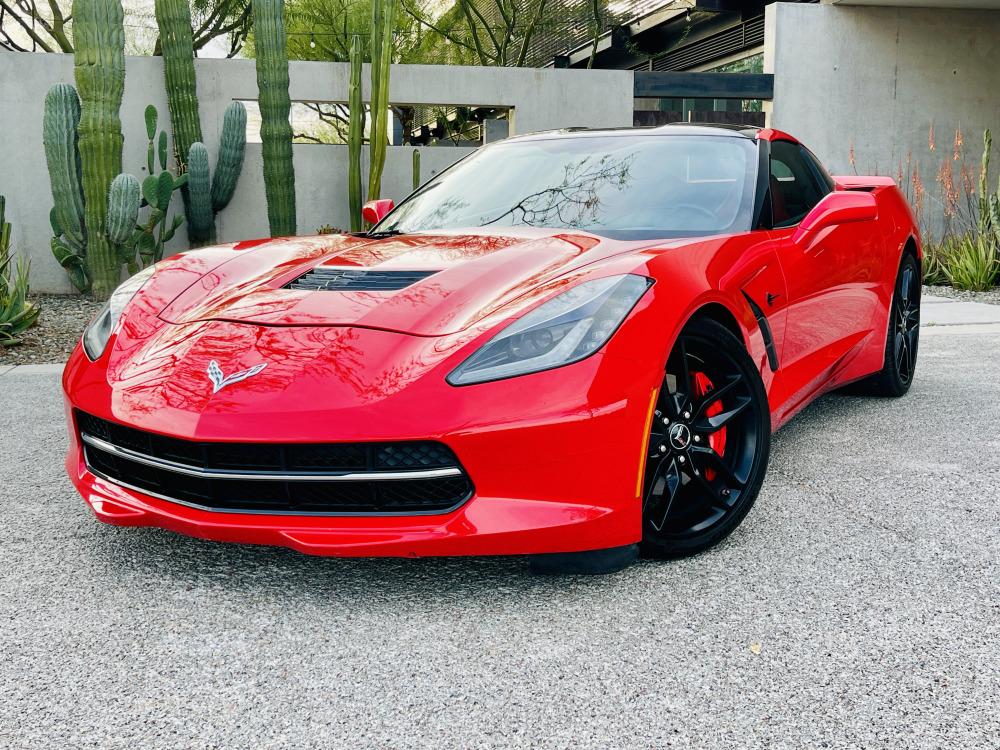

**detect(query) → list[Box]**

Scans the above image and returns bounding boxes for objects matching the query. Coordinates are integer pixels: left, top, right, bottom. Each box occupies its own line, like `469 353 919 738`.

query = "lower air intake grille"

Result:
286 268 437 291
76 411 473 515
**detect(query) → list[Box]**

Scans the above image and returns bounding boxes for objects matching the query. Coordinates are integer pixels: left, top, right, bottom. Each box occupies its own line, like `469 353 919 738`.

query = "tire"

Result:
851 253 920 397
640 318 771 559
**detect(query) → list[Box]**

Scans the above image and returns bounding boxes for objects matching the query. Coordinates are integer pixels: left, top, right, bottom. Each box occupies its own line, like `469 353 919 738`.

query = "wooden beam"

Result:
634 71 774 100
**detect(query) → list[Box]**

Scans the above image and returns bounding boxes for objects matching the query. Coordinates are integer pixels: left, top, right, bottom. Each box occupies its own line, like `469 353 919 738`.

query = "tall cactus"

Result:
252 0 296 236
43 84 90 292
186 143 215 243
367 0 396 202
73 0 126 298
153 0 202 174
42 85 86 256
185 103 246 245
412 149 420 191
153 0 244 245
106 173 140 246
347 34 364 232
211 102 247 213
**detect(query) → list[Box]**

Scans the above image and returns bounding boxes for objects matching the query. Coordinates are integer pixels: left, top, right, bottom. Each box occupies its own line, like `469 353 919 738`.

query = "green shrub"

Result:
0 196 40 346
921 239 952 286
943 233 999 291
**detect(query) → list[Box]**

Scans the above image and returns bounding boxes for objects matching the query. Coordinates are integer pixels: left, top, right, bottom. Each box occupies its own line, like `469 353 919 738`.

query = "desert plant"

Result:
153 0 247 245
127 106 187 270
252 0 297 236
921 238 952 286
944 234 999 291
153 0 202 173
347 34 364 232
73 0 127 298
0 197 40 346
367 0 397 202
412 148 420 191
45 97 186 286
43 83 89 293
976 130 1000 251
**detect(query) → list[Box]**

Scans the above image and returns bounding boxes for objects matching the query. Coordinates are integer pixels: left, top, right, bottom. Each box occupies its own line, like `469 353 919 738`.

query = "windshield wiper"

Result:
365 228 404 239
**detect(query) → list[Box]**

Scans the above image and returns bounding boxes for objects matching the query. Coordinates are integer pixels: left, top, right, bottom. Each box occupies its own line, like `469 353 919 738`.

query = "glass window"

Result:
378 134 759 241
800 146 836 193
768 140 828 228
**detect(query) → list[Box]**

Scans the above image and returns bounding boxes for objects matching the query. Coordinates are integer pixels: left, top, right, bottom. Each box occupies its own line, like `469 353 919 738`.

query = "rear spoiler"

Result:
832 175 897 192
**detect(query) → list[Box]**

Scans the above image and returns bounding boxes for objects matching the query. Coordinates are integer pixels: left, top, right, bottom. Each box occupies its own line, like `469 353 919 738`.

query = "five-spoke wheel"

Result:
641 318 770 558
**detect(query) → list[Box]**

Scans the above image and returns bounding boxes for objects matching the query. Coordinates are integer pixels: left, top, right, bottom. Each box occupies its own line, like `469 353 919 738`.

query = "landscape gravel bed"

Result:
0 294 102 366
924 284 1000 305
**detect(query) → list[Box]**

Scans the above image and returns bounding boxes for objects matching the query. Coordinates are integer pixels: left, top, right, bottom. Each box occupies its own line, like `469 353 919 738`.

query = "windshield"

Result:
377 134 758 240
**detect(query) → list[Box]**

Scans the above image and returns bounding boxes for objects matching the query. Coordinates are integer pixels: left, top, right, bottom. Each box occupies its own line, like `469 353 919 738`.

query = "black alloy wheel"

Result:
893 258 920 386
641 318 771 559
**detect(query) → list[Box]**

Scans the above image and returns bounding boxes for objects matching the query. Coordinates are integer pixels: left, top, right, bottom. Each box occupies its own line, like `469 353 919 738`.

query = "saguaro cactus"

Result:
412 149 420 191
252 0 296 237
184 103 246 245
153 0 245 245
153 0 202 173
42 84 89 292
186 143 215 242
211 102 248 213
73 0 126 298
367 0 397 202
106 173 140 246
347 34 364 232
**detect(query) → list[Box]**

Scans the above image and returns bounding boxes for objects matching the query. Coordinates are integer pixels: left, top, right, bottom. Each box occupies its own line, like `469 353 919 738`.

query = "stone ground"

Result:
0 297 997 749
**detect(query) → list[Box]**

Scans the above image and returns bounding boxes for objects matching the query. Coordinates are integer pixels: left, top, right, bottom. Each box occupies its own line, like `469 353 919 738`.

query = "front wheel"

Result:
641 319 771 559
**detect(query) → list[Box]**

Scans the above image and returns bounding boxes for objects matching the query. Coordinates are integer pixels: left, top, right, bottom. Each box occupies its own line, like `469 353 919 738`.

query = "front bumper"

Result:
63 320 661 557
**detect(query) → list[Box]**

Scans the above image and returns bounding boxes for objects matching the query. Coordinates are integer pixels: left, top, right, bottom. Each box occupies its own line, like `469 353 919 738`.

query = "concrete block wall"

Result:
0 55 633 293
765 3 1000 240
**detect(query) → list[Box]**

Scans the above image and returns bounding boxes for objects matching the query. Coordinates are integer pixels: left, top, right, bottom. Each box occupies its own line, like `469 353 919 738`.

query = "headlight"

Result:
82 265 156 360
447 274 652 386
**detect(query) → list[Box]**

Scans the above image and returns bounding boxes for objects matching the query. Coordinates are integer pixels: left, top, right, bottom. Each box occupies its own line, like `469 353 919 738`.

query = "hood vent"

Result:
286 268 437 292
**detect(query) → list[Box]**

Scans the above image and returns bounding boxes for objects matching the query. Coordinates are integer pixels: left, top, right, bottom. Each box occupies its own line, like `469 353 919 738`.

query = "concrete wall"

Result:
766 3 1000 239
0 55 633 293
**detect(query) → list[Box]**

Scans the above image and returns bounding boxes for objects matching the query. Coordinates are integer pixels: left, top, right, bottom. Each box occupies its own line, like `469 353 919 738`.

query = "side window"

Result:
800 146 836 194
768 140 827 228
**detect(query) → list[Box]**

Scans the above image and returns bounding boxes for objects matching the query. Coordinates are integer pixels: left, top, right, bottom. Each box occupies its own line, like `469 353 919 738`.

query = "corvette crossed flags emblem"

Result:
207 360 267 393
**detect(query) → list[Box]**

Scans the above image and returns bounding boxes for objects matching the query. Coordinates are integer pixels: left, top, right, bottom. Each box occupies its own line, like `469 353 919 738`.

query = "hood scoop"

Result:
286 267 438 292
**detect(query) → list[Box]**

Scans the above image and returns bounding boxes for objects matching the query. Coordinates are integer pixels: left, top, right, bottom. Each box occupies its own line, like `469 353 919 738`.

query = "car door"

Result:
767 140 882 409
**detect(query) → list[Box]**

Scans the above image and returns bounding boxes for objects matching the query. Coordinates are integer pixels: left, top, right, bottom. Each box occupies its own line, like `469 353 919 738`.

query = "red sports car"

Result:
63 124 921 573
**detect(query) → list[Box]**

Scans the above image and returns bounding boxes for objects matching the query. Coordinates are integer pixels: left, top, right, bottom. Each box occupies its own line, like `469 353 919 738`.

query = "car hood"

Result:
159 228 660 336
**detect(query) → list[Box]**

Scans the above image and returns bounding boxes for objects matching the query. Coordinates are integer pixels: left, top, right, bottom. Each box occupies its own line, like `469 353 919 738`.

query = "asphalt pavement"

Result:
0 299 997 749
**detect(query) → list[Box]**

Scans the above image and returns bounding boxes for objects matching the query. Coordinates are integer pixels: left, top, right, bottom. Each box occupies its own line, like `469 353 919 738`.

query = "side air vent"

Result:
286 268 437 292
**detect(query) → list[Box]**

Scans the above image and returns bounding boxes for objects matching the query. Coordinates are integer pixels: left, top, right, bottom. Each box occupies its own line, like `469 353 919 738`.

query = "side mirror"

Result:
792 191 877 244
362 198 395 226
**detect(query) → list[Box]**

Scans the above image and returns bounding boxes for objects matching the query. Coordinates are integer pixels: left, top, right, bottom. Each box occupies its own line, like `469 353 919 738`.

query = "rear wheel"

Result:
641 319 771 559
851 253 920 397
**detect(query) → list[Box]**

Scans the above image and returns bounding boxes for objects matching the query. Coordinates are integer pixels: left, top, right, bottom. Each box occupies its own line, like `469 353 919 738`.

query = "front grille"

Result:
286 268 437 292
76 411 473 515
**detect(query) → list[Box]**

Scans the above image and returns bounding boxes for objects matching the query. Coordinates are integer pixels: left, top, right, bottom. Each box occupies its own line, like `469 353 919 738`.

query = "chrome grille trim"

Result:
80 433 463 483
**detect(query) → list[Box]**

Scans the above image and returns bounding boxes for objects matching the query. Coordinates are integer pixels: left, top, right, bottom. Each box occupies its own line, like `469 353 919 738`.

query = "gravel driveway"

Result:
1 328 997 749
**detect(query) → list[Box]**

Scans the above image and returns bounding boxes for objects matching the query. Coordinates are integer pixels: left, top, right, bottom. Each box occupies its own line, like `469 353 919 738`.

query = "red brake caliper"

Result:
693 371 726 480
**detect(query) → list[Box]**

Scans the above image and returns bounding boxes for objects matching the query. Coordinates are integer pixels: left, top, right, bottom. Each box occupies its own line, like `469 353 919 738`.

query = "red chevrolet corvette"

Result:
63 124 921 573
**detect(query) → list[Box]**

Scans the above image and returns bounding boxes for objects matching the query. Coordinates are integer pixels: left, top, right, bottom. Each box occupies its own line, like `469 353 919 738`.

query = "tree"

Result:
0 0 251 54
0 0 73 52
402 0 551 67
